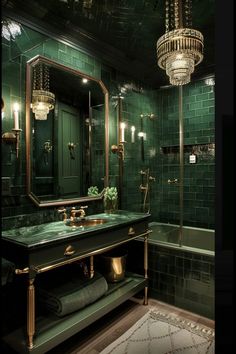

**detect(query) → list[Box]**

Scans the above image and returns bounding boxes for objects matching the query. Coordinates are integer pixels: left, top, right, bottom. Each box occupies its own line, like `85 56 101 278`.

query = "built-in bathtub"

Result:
129 222 215 319
148 222 214 256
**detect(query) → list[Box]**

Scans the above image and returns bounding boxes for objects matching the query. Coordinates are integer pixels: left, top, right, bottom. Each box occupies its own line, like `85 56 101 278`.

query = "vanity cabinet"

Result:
2 211 150 354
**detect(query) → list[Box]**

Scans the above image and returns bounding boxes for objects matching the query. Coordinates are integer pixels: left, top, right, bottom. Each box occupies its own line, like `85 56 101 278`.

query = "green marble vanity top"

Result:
2 210 150 248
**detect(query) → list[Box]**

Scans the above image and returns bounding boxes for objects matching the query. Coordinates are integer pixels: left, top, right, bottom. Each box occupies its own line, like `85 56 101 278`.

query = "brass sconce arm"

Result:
2 128 22 158
111 143 125 160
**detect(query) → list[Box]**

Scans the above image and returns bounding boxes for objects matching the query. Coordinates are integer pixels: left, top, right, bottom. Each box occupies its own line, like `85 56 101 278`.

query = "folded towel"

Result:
38 269 108 317
1 258 15 286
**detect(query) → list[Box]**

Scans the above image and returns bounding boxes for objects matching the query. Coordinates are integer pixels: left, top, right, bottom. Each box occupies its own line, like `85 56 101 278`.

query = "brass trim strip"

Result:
33 230 152 274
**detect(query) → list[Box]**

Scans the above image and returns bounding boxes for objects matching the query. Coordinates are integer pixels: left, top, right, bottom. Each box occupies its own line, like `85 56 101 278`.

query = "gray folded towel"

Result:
38 270 108 317
1 258 15 286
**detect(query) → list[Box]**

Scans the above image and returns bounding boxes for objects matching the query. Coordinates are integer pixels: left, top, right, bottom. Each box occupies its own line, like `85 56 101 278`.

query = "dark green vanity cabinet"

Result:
2 211 150 354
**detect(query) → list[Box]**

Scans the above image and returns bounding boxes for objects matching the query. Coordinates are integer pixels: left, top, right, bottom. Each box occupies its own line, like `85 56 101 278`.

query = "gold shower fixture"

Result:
157 0 204 86
31 63 55 120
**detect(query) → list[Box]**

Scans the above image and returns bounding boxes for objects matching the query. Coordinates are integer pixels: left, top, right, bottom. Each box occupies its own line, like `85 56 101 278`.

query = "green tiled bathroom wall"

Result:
120 81 215 229
1 21 215 230
1 22 154 224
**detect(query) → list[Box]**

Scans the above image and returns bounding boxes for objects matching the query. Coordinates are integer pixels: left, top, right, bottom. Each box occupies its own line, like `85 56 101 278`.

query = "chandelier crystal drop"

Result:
157 0 204 86
1 19 21 41
31 63 55 120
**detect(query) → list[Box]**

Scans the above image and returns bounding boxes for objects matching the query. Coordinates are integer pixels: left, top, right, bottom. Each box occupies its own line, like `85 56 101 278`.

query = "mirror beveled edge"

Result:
25 55 109 207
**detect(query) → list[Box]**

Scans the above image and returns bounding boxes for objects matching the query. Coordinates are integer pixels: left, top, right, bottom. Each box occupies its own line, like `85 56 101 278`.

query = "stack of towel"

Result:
37 264 108 317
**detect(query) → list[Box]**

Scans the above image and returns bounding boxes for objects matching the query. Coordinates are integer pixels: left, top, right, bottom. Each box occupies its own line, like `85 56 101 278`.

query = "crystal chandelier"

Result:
1 19 21 41
31 63 55 120
157 0 204 86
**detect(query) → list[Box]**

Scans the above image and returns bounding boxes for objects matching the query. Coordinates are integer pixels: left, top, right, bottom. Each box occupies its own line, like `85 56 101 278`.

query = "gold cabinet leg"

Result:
90 255 94 278
27 278 35 349
143 234 149 305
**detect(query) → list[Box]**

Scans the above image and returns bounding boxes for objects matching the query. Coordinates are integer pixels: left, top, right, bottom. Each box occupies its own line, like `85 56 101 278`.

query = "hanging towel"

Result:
38 270 108 317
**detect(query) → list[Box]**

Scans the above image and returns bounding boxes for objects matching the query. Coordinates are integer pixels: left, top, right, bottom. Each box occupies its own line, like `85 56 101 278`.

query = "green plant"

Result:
104 187 118 201
104 187 118 212
87 186 99 196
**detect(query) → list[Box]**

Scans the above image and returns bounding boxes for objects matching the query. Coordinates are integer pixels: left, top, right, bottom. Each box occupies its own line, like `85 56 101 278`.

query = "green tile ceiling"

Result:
2 0 214 88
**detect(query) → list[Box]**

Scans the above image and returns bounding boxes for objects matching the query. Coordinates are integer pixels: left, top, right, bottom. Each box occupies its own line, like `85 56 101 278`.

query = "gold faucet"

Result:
58 207 67 221
70 206 88 221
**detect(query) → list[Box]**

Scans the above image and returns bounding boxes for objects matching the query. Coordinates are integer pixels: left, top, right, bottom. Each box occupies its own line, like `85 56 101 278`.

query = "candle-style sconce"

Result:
2 102 22 158
111 122 127 160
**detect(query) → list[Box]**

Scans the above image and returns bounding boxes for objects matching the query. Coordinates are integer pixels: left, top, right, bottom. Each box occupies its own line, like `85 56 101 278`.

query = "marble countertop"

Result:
2 210 150 248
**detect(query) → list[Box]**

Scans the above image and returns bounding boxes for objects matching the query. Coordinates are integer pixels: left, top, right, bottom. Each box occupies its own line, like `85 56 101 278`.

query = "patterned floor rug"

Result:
100 309 215 354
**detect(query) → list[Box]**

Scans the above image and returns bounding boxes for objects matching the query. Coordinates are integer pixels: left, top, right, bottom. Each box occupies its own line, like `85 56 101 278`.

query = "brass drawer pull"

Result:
128 227 135 236
64 245 76 256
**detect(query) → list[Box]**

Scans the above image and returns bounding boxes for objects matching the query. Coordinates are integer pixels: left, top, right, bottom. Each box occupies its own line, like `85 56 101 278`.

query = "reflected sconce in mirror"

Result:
31 63 55 120
111 122 126 160
2 102 22 158
111 143 125 160
131 125 136 143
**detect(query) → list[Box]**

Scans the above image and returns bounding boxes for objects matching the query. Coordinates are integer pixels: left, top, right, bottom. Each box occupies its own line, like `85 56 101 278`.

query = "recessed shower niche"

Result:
26 55 109 207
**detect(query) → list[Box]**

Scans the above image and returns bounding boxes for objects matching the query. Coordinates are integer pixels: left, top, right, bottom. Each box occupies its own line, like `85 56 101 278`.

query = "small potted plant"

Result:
87 186 99 196
103 186 118 213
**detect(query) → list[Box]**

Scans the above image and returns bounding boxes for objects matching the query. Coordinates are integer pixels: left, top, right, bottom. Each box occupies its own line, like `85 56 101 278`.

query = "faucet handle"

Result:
57 207 67 221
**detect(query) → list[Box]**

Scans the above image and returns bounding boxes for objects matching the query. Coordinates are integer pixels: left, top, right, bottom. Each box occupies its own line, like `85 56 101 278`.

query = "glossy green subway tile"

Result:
196 93 209 101
202 99 214 107
195 107 211 116
2 43 10 62
25 43 44 59
43 39 60 58
202 85 213 93
58 51 72 65
189 101 203 110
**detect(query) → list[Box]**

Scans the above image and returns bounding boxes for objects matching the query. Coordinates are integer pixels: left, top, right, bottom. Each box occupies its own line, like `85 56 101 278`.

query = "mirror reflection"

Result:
26 55 109 207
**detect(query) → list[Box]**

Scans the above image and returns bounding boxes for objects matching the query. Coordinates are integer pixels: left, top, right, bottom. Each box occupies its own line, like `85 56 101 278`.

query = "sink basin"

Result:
65 218 108 228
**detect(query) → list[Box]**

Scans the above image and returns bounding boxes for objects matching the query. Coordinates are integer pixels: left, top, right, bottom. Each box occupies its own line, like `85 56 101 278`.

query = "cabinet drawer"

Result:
30 220 149 270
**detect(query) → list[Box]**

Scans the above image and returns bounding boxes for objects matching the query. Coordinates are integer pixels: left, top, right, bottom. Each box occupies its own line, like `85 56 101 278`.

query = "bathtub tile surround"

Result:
127 238 214 320
150 245 214 319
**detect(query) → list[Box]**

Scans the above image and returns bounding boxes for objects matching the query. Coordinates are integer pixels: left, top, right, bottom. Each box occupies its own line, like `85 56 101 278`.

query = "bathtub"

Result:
135 221 215 318
148 222 214 257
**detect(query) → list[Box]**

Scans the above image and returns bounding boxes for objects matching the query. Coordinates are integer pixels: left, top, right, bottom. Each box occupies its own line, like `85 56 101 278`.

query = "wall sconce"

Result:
2 102 22 158
111 122 127 160
140 113 157 120
131 126 136 143
31 63 55 120
120 122 126 143
111 143 125 161
138 131 147 141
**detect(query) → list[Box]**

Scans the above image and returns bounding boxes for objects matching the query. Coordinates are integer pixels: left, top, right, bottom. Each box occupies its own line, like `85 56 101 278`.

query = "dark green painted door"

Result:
58 102 81 197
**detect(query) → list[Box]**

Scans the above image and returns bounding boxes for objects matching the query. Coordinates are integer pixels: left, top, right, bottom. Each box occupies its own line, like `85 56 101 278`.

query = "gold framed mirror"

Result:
26 55 109 207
